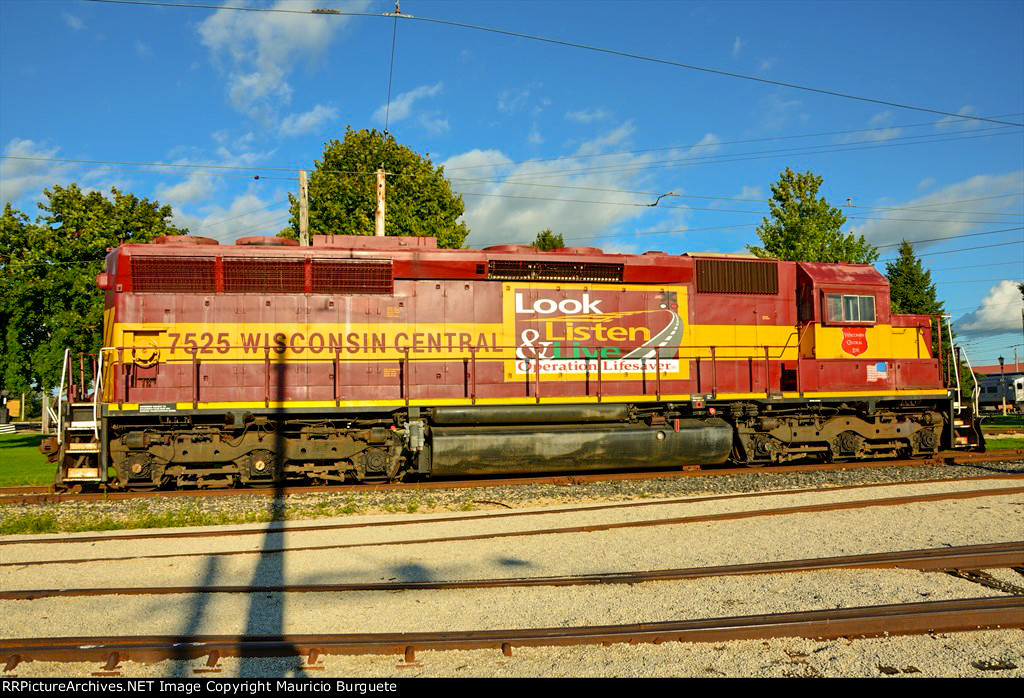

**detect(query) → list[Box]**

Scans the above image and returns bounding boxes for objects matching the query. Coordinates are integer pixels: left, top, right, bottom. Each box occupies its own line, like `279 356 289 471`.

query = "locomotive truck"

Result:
45 233 984 490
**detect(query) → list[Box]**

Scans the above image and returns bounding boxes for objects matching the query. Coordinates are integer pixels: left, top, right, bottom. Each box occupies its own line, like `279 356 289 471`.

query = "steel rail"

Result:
3 451 1022 506
3 597 1022 668
1 542 1019 601
5 485 1022 568
2 473 1021 547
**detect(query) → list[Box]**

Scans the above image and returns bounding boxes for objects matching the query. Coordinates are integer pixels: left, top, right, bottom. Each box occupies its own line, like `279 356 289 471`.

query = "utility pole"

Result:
298 170 309 247
375 168 386 237
999 355 1006 416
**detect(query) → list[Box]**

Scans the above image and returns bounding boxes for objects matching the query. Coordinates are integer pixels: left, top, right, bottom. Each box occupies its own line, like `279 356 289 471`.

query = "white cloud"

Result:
418 112 450 135
156 175 212 207
935 106 979 131
527 125 543 146
443 122 699 249
498 85 537 113
757 92 803 132
198 0 367 119
849 172 1024 247
134 40 151 57
372 82 444 124
732 37 744 58
0 139 74 203
954 281 1024 337
280 104 339 137
155 137 278 208
172 192 291 244
758 57 777 72
565 108 610 124
62 13 84 31
839 111 903 143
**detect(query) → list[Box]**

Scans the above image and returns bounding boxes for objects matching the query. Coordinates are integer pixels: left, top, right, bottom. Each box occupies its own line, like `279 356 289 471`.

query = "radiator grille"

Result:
224 258 305 293
488 259 624 282
696 258 779 295
313 259 393 294
131 256 216 293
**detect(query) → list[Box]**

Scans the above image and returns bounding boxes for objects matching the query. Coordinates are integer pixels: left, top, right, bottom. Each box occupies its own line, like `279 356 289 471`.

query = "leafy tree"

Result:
0 185 186 393
282 127 469 249
533 228 564 251
748 168 878 264
885 240 970 394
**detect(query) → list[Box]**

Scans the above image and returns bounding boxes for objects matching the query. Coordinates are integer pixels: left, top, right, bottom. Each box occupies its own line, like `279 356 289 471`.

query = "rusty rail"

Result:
2 542 1019 601
3 597 1021 668
6 484 1022 568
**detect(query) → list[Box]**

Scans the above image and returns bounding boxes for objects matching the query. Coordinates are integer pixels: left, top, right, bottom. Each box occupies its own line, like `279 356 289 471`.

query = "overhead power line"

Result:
82 0 1024 127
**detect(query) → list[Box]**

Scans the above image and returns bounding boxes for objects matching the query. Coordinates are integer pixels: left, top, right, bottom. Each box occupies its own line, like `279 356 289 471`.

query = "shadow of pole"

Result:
237 341 310 677
168 555 220 678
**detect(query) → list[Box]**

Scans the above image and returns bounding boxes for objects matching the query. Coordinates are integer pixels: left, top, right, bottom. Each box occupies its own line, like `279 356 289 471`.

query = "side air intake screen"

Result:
131 256 216 293
696 258 778 295
312 259 393 294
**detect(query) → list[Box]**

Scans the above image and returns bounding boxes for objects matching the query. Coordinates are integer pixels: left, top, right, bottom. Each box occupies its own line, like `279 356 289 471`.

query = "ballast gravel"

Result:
1 460 1022 678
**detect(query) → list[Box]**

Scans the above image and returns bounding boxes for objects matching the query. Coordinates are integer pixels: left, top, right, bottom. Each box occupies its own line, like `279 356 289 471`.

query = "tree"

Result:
282 127 469 249
533 229 564 251
0 185 186 393
885 240 969 394
748 168 878 264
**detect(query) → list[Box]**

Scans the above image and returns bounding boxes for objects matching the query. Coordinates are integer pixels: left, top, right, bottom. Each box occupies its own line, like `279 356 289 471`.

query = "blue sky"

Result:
1 0 1022 367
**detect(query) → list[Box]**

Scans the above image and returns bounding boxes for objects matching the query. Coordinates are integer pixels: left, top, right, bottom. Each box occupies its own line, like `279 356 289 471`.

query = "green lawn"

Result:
980 414 1024 432
985 437 1024 451
0 433 55 487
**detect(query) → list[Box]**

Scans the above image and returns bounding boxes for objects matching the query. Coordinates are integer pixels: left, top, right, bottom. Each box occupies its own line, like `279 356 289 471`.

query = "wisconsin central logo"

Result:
511 288 683 374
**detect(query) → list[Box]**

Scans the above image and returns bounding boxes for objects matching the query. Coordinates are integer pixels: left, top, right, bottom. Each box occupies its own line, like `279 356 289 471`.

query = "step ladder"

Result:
54 349 105 486
949 332 985 451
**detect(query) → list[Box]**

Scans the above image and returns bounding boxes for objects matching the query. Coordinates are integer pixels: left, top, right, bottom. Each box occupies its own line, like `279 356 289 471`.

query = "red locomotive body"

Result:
51 234 980 489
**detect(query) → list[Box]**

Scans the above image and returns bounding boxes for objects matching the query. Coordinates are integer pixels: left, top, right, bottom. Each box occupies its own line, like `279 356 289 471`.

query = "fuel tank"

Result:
429 417 733 476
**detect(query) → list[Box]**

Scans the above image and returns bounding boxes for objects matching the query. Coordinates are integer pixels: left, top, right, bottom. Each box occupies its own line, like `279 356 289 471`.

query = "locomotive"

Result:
46 233 984 490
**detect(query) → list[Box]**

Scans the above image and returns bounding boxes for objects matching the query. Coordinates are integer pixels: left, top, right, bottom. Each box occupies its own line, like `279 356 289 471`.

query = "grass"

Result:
980 414 1024 432
985 437 1024 451
0 433 55 487
0 504 277 536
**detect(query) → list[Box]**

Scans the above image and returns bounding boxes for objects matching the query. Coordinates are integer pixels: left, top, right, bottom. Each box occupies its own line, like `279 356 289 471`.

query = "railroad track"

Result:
2 476 1021 676
2 541 1021 600
4 478 1021 568
2 543 1021 672
2 450 1022 506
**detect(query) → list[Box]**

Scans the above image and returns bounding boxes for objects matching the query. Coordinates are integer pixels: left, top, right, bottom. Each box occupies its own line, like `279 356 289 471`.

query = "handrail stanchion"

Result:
764 346 770 397
710 346 717 398
403 347 410 406
333 350 340 407
117 348 125 408
470 348 477 405
534 351 541 403
192 351 199 409
655 347 661 401
597 354 602 402
264 346 271 407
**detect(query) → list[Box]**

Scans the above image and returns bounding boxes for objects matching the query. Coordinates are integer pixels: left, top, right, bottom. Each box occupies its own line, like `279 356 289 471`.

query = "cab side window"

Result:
825 294 876 324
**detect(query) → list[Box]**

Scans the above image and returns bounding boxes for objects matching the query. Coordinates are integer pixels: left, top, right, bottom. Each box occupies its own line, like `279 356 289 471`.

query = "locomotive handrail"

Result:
56 348 69 445
94 348 105 440
98 338 801 408
94 325 946 408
